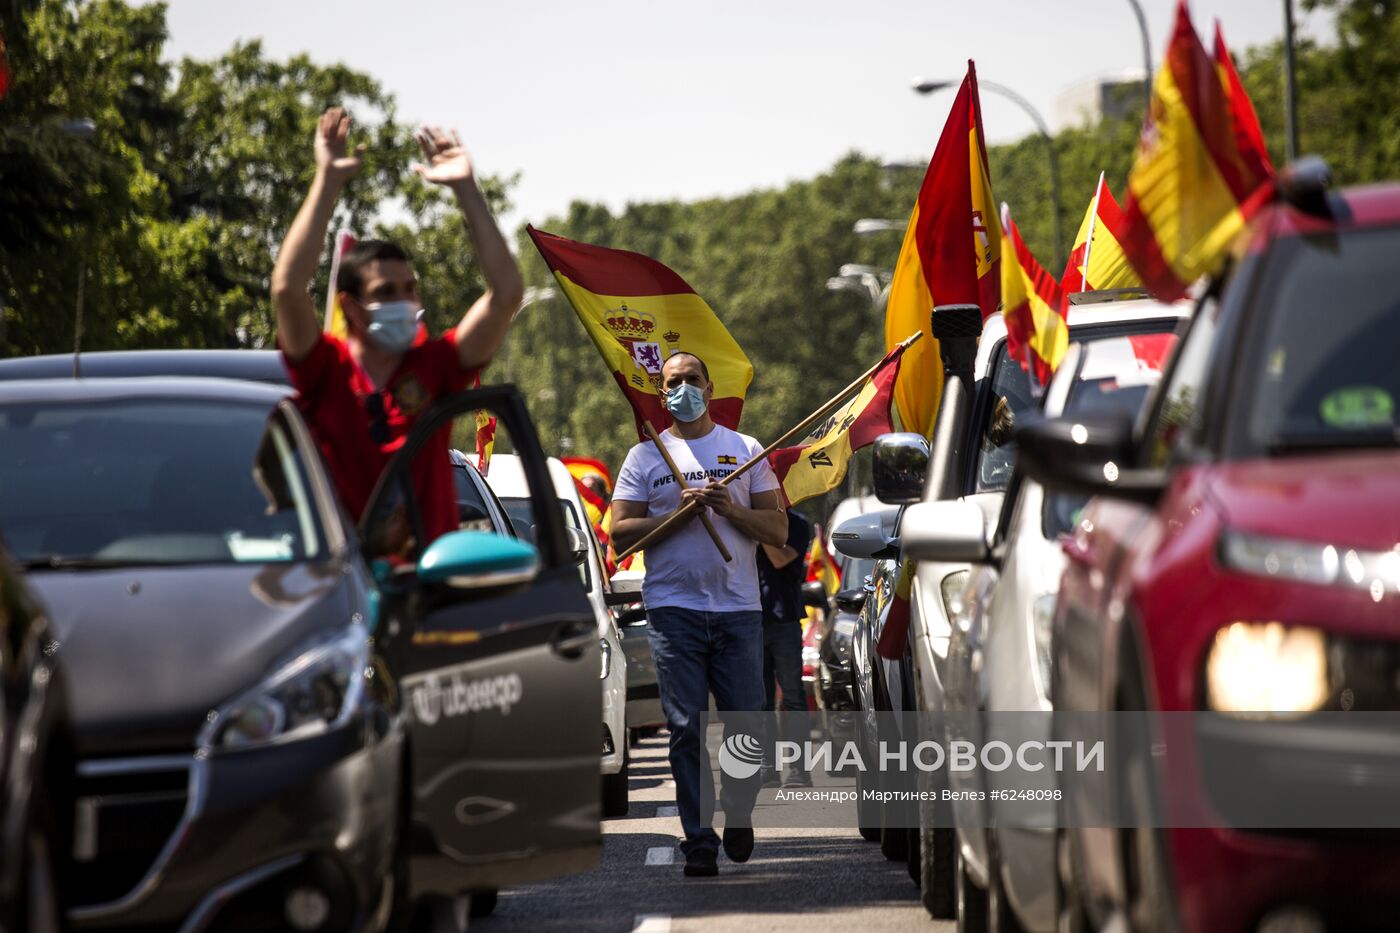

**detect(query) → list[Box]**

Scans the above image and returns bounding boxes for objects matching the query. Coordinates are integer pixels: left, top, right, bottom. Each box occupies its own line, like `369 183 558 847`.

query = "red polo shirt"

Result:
283 333 475 547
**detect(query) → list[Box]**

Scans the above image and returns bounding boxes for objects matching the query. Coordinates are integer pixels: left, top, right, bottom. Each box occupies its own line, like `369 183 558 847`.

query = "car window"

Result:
0 399 323 565
502 496 589 590
450 463 498 533
1144 298 1221 469
974 342 1039 492
1239 225 1400 456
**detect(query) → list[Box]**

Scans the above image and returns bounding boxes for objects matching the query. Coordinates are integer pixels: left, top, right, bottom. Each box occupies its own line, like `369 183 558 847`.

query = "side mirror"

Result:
900 499 991 564
830 510 900 560
801 580 828 610
418 531 540 589
1015 412 1165 506
872 433 931 505
834 588 867 615
565 525 590 564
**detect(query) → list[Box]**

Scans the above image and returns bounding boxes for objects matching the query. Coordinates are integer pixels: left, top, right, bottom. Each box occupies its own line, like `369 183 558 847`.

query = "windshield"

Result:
0 398 324 566
1243 225 1400 455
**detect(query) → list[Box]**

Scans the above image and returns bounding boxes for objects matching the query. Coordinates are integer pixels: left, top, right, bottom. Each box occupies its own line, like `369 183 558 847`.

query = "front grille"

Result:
71 761 191 907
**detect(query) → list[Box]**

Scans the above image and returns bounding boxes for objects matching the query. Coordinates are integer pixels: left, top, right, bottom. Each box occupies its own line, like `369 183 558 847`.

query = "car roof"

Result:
1244 182 1400 250
0 376 290 405
475 453 580 505
974 296 1189 379
0 350 288 385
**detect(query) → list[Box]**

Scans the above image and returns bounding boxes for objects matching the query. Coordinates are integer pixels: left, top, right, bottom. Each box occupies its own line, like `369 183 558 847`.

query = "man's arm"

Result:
411 126 524 371
271 108 362 363
762 542 800 569
694 484 787 547
609 498 695 553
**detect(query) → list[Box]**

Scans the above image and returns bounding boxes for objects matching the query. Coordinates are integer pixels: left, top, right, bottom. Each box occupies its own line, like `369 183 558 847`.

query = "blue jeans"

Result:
646 607 765 855
762 621 810 770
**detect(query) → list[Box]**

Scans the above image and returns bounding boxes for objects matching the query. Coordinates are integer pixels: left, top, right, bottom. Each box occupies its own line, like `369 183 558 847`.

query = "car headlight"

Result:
1031 594 1057 702
600 637 612 680
1205 621 1329 717
199 625 369 750
1220 529 1400 597
940 570 971 629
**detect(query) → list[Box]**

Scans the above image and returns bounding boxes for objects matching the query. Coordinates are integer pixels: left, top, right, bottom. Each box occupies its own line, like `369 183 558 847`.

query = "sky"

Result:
147 0 1332 232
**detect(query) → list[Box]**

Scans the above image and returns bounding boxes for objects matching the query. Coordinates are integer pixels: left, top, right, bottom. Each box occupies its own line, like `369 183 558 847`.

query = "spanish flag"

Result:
562 457 613 497
1214 21 1275 195
527 227 753 438
876 559 917 660
470 372 496 477
323 229 357 340
804 529 842 597
768 343 908 506
1062 174 1142 295
886 60 1001 439
1119 1 1275 301
1001 205 1068 385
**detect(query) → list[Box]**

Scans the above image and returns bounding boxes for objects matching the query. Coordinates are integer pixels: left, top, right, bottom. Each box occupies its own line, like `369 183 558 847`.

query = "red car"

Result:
1017 166 1400 933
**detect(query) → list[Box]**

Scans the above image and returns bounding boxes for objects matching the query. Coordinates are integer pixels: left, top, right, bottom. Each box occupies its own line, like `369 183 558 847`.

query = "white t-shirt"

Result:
613 424 780 613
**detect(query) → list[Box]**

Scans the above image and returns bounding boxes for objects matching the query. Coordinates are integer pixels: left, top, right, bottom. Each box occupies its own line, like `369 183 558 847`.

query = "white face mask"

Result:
365 301 423 353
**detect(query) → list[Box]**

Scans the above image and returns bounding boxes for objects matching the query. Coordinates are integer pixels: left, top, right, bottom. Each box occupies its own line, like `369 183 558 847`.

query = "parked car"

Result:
0 376 601 930
606 568 666 736
814 496 882 714
841 294 1187 919
0 543 71 933
477 454 631 818
904 330 1178 933
1014 172 1400 933
0 348 286 384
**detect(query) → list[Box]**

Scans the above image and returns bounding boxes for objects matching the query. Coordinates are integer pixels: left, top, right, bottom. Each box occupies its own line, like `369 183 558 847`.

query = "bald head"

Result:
662 351 709 385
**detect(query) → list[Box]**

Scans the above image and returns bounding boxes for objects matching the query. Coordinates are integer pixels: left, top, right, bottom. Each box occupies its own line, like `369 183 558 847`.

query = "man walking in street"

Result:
758 507 814 788
271 107 522 548
611 351 788 877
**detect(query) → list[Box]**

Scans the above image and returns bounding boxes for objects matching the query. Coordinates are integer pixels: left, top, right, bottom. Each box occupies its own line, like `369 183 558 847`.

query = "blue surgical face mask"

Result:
365 300 423 353
666 382 707 423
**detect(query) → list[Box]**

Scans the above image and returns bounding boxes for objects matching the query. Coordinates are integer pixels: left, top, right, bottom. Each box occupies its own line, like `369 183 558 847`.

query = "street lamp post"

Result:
912 77 1065 272
1124 0 1153 115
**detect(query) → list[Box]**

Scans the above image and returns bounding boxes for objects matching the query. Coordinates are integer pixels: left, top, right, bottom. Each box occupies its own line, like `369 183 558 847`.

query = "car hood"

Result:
29 561 353 758
1205 452 1400 550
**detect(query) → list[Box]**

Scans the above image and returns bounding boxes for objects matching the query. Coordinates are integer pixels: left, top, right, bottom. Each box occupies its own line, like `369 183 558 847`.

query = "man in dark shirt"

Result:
757 507 814 787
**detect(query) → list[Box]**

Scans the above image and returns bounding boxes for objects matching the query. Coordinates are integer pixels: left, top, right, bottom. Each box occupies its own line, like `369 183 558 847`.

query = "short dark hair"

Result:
336 240 412 299
663 351 710 383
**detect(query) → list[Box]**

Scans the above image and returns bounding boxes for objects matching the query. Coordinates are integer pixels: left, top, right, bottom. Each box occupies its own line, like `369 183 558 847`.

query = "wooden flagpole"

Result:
643 423 733 562
617 331 923 562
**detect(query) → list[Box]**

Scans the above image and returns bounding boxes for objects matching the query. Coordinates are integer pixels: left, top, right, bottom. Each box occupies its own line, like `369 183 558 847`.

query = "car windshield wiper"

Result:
1265 429 1400 455
18 555 185 571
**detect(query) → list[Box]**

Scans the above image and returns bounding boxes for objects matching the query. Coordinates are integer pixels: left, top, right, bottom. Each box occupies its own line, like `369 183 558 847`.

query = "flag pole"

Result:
643 423 733 563
617 331 923 561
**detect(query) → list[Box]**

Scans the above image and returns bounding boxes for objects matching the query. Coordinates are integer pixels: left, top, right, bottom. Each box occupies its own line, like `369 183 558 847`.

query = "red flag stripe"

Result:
527 227 695 297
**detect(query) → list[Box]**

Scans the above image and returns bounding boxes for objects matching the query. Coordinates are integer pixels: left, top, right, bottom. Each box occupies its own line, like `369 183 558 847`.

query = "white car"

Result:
477 454 631 818
908 330 1179 933
891 294 1190 921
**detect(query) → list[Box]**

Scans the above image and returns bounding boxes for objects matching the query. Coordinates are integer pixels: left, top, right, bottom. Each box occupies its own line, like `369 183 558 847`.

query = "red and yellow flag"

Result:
1062 173 1142 295
1119 1 1276 301
323 230 357 340
561 456 613 497
1001 205 1069 385
469 372 497 477
886 60 1001 438
767 343 908 506
1214 21 1275 196
877 559 917 660
527 227 753 438
804 528 842 597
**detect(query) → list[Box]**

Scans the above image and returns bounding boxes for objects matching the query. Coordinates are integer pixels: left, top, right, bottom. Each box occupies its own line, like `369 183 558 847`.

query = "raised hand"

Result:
315 107 365 185
412 124 476 189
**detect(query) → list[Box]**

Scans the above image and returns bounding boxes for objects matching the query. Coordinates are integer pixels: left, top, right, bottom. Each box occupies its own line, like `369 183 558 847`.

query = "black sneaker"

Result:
683 847 718 877
781 770 813 788
722 827 754 863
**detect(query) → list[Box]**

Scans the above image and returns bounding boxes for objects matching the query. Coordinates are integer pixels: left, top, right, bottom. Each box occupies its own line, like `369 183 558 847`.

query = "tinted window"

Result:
975 343 1039 492
450 464 496 532
0 399 323 565
1241 226 1400 455
1144 298 1221 469
502 496 588 589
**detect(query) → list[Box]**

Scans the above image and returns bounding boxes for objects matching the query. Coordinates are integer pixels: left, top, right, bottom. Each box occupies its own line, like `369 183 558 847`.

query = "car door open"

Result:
360 385 601 893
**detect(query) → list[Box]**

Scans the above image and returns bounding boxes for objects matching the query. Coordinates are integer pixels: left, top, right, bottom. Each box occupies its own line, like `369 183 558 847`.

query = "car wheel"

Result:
918 798 956 919
987 832 1028 933
467 888 498 919
956 842 990 933
602 745 630 818
879 815 909 861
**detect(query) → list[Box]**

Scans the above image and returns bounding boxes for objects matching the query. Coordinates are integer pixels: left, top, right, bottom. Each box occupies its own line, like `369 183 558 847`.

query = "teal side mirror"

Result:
418 531 541 589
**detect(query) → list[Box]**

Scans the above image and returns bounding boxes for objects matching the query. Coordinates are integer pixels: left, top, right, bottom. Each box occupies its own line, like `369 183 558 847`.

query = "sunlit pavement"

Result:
479 731 950 932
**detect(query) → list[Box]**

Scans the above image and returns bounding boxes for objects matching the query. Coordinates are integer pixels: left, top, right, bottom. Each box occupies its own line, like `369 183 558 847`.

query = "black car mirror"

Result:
801 579 828 609
1015 412 1166 506
834 587 867 614
872 433 931 505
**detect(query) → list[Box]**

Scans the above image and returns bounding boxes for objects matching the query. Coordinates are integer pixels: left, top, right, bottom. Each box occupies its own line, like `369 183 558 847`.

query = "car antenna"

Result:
72 263 85 379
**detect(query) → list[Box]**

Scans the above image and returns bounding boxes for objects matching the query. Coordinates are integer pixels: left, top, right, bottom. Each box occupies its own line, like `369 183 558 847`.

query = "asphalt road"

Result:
476 731 951 933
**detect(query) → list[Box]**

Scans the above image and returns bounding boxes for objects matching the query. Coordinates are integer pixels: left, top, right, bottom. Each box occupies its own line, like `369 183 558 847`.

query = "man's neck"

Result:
668 414 716 440
348 336 405 390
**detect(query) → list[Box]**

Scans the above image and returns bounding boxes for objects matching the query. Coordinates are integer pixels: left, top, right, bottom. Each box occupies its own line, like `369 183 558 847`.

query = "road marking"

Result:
655 805 678 817
644 846 676 865
633 915 672 933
